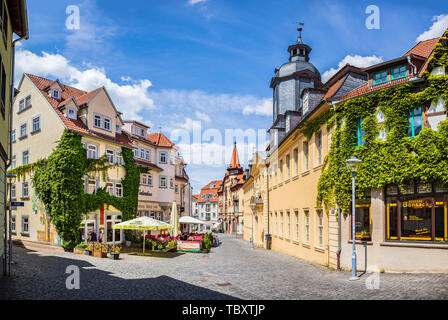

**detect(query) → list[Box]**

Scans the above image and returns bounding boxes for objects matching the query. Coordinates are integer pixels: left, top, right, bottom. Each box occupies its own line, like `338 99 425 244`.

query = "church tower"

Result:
269 24 322 150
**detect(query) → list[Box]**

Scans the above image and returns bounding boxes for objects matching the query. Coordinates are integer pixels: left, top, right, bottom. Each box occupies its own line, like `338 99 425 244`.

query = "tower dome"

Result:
270 24 321 123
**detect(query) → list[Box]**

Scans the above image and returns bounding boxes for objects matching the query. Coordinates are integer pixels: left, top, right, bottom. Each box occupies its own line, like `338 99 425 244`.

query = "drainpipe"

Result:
4 25 30 276
407 56 417 77
336 205 341 270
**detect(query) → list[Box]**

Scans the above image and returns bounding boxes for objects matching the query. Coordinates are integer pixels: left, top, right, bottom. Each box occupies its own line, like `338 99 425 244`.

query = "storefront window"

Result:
386 182 448 242
400 198 432 240
353 204 371 241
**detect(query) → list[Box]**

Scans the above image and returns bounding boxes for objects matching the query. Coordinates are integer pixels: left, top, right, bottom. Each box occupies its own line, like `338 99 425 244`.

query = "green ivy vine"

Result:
10 129 147 251
318 31 448 214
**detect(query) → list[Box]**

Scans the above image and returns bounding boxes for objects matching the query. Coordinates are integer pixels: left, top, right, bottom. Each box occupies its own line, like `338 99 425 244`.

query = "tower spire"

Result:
228 142 241 170
297 22 304 44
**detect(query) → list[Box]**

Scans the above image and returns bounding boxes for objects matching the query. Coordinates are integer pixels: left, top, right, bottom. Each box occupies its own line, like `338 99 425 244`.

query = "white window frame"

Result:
87 144 98 159
67 107 77 120
303 141 309 172
11 154 16 169
52 89 60 99
159 175 167 188
304 209 310 244
32 115 41 133
286 210 290 239
20 122 27 138
159 152 167 164
22 181 30 199
115 183 123 197
21 215 30 235
94 114 102 128
315 131 322 167
11 183 16 199
317 210 324 248
294 210 299 241
106 149 115 164
22 149 30 165
103 116 111 131
11 215 16 233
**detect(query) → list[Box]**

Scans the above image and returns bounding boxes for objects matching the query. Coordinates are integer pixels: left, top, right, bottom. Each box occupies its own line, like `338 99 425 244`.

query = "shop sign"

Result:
402 199 432 208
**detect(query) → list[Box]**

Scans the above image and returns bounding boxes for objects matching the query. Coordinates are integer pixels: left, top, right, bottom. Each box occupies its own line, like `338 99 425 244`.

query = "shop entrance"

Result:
105 214 123 244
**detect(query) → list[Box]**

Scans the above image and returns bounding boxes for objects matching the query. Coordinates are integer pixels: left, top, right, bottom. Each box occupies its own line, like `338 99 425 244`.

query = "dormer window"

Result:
104 118 111 131
373 70 388 86
52 89 60 100
391 65 407 80
116 124 121 133
94 114 102 127
67 108 77 120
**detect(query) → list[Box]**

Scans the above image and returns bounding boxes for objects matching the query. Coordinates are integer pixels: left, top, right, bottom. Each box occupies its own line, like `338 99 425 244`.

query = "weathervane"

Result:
297 22 304 43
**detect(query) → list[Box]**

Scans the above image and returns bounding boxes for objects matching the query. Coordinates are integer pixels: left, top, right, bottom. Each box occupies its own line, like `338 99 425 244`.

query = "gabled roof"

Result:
25 73 132 147
147 132 174 147
339 37 441 102
404 37 439 57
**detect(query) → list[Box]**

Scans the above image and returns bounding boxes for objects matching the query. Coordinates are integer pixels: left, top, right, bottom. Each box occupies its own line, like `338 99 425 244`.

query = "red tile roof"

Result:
147 132 174 147
228 143 241 169
404 38 439 57
197 180 222 203
26 73 132 147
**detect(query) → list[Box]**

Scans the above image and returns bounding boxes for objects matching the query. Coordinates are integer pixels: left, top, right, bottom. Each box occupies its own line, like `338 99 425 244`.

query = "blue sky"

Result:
17 0 448 192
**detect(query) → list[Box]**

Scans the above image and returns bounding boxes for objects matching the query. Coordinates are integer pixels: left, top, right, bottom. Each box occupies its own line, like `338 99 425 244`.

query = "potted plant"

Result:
201 233 212 253
165 241 177 252
93 242 107 258
110 244 121 260
86 242 93 255
74 242 87 254
157 244 164 251
150 240 158 251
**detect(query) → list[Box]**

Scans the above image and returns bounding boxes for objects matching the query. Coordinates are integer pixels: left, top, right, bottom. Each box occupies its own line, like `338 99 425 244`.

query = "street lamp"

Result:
345 156 362 281
6 173 17 275
249 195 256 249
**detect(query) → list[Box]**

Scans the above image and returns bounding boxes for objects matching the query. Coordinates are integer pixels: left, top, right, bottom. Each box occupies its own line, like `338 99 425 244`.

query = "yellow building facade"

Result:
1 0 28 276
10 73 131 245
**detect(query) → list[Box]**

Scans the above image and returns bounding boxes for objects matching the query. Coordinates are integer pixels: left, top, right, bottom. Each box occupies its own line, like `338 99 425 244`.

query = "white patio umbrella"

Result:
113 216 173 253
169 201 179 237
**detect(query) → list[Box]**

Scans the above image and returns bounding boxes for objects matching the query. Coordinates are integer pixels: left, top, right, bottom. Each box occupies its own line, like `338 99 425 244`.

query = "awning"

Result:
113 216 173 230
179 216 210 225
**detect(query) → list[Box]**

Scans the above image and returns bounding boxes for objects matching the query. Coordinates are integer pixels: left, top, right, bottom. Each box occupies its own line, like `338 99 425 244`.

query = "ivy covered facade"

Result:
318 30 448 272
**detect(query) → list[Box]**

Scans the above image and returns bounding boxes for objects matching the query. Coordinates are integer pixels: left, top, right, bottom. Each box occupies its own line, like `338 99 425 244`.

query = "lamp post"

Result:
345 156 362 281
249 195 256 249
6 173 16 275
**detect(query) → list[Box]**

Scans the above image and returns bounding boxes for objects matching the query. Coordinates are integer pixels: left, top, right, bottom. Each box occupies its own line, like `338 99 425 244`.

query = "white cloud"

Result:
242 98 272 116
416 14 448 42
15 49 156 121
188 0 208 5
322 55 383 83
195 111 211 123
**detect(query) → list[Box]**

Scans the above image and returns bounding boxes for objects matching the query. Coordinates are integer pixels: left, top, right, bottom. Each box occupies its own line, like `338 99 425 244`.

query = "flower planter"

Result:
165 247 176 252
93 250 107 258
73 248 85 254
110 253 120 260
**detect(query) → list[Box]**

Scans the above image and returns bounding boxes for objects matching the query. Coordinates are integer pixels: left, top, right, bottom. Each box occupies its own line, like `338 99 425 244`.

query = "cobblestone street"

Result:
1 234 448 300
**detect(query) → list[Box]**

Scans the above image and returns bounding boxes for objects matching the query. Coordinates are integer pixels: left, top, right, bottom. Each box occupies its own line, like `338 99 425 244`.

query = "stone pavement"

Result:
0 234 447 300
